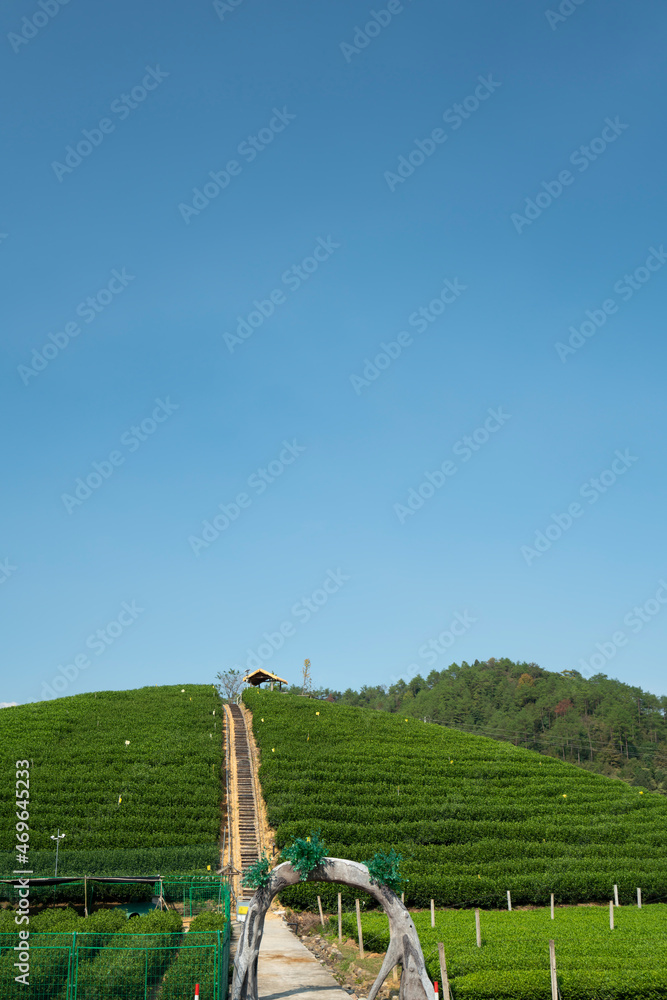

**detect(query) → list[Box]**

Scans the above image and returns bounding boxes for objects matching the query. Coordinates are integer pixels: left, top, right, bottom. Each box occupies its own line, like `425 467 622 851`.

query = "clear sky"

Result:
2 0 666 707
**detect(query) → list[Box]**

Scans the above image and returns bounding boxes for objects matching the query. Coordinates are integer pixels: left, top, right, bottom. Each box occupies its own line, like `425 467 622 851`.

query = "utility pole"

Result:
302 659 311 697
50 829 66 877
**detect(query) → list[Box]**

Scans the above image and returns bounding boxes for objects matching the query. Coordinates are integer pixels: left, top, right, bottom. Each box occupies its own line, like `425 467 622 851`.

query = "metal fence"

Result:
160 878 229 918
0 927 230 999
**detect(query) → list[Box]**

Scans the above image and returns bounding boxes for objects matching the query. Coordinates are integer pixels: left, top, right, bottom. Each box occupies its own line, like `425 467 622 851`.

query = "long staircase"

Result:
227 704 262 886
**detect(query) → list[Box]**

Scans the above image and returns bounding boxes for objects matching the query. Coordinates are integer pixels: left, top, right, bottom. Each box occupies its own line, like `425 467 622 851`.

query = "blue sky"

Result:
2 0 667 706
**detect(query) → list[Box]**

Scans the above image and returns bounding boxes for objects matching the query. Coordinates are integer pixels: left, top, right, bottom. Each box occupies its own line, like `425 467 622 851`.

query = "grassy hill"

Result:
245 688 667 909
312 659 667 792
0 685 222 877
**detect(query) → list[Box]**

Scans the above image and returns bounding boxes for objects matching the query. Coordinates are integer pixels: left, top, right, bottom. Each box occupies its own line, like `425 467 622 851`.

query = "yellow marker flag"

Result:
118 796 122 804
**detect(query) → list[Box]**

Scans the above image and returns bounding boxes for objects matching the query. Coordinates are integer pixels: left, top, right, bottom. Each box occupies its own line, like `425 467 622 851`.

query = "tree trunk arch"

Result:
232 857 435 1000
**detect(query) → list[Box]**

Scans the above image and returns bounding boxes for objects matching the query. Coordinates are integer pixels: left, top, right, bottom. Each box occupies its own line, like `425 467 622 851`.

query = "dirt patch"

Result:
286 910 401 999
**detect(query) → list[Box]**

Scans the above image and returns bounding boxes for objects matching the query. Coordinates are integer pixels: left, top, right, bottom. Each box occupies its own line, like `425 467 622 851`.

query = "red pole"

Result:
194 986 200 998
434 982 439 998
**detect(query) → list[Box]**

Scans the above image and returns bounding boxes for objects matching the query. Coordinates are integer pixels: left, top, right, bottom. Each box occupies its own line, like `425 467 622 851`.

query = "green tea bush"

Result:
246 689 667 909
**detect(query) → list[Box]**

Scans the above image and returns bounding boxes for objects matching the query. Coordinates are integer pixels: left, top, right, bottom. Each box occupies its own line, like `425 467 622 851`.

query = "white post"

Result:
438 942 450 1000
475 908 481 948
550 893 555 920
338 892 342 941
431 899 435 928
356 898 364 958
610 900 614 930
549 940 557 1000
637 887 642 909
614 884 619 907
507 890 512 911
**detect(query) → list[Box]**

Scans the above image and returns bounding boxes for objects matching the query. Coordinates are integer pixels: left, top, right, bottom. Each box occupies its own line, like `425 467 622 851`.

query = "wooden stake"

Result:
84 876 88 918
550 893 554 920
614 884 619 907
338 892 342 941
401 891 404 903
431 899 435 928
392 965 398 982
610 900 614 930
355 898 364 958
507 890 512 911
438 941 450 1000
637 887 642 909
549 939 557 1000
475 908 481 948
317 895 324 927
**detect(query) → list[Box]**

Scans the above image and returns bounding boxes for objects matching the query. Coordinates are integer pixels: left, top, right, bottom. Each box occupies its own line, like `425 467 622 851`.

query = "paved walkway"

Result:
255 911 353 1000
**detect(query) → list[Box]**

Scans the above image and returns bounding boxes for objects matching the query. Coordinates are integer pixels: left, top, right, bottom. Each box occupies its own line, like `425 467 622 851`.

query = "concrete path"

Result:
255 911 353 1000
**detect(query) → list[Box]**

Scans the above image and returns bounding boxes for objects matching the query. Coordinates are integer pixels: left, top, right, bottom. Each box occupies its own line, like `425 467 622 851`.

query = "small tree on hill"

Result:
215 669 244 702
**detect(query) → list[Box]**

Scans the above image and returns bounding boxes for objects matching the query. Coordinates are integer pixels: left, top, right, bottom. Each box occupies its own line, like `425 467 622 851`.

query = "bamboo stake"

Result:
637 887 642 909
84 876 88 918
431 899 435 928
614 884 619 907
550 893 554 920
549 939 558 1000
507 890 512 911
356 898 364 958
610 900 614 930
438 941 450 1000
401 891 404 903
475 908 481 947
317 895 325 927
338 892 342 941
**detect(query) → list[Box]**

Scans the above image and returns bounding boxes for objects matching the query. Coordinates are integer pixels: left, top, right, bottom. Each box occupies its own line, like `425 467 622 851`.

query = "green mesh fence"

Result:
0 876 230 915
0 928 229 999
160 879 229 918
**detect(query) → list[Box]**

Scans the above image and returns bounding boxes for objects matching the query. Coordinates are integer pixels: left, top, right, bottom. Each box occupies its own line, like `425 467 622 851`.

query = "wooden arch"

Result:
232 857 435 1000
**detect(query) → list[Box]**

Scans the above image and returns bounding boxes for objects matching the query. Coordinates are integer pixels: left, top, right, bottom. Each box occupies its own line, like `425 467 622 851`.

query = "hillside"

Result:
245 688 667 909
312 658 667 792
0 685 222 877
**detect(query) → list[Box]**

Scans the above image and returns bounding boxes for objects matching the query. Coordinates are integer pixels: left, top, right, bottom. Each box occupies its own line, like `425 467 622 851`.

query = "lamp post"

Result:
50 830 65 877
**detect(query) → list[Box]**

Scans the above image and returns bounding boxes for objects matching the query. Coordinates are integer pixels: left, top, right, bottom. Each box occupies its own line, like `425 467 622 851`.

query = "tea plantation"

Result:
245 689 667 909
0 685 222 877
341 905 667 1000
